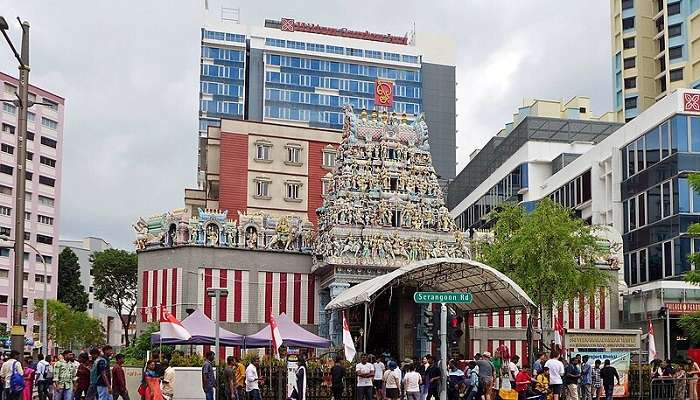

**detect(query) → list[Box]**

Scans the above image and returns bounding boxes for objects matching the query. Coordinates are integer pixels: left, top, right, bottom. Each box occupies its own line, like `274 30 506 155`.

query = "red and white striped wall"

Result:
257 272 317 325
140 268 183 322
198 268 251 323
553 288 611 330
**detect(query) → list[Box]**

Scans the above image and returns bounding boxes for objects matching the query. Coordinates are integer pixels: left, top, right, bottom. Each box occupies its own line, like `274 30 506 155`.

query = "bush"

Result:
170 353 204 367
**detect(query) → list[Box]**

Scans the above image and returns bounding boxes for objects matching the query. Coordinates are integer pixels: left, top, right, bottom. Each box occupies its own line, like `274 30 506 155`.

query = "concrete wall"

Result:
421 63 456 180
247 47 264 121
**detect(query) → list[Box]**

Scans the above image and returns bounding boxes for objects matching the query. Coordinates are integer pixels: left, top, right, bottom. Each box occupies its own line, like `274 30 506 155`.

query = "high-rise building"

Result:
0 72 63 338
198 17 457 179
610 0 700 122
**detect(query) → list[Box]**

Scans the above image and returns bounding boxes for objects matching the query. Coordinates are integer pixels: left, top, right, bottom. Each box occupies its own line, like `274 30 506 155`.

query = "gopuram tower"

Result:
314 105 469 352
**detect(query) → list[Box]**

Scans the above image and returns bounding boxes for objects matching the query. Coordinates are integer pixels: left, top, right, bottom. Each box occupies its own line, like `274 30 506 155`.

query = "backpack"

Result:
10 361 24 394
42 362 53 381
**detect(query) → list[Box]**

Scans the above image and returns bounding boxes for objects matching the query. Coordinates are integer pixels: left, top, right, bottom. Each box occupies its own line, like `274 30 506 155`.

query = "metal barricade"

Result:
649 377 700 400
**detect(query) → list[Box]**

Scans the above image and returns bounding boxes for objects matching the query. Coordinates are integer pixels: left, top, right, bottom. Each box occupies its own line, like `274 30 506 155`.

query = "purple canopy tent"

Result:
245 313 332 348
150 309 245 346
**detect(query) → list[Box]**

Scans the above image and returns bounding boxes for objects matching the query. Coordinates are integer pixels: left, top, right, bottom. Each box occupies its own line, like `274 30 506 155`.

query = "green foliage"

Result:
170 353 204 367
478 199 612 312
57 248 89 311
91 249 137 346
34 299 105 349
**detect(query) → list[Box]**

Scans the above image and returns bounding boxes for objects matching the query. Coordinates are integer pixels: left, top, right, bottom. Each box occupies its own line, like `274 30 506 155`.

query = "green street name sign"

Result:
413 292 473 304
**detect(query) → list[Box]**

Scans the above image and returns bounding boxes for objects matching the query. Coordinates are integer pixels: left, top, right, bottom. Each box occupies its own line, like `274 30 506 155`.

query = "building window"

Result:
0 271 7 279
0 227 10 237
322 179 331 196
622 0 634 9
39 175 55 187
285 145 301 165
2 103 16 115
1 124 14 135
254 179 270 198
669 23 682 38
26 152 32 161
624 77 636 89
623 57 636 69
41 117 58 130
35 274 52 284
0 144 13 155
0 206 8 217
669 46 683 60
322 150 336 168
625 96 638 109
26 132 34 141
623 37 635 49
37 215 53 225
43 98 58 112
0 165 12 175
285 182 301 201
668 1 681 15
39 156 56 168
40 136 57 148
38 195 54 207
36 234 53 245
622 17 635 30
670 68 684 82
255 142 271 161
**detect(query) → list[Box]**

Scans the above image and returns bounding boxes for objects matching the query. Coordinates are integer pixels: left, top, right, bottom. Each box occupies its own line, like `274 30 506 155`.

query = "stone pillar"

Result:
329 282 350 346
318 288 331 339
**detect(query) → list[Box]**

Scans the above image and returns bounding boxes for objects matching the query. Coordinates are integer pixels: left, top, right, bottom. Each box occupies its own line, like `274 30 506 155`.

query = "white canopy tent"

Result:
326 257 535 313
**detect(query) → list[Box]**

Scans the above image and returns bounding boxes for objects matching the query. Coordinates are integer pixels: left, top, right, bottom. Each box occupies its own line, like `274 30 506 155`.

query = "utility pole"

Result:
0 16 31 354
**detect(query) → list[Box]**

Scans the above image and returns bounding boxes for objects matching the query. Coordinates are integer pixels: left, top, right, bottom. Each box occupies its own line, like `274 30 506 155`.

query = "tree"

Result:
91 249 138 346
124 323 173 361
478 199 612 345
57 248 89 311
679 174 700 341
35 300 105 349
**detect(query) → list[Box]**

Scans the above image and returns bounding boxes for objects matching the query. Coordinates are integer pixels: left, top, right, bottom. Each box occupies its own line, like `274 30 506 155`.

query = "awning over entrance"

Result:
325 258 535 313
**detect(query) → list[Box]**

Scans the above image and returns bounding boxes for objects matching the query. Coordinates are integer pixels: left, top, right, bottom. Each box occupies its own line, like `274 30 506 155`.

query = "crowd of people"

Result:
0 346 120 400
650 358 700 400
326 350 622 400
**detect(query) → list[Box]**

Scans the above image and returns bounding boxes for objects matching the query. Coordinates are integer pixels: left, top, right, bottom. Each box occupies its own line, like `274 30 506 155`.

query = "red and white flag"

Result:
270 313 283 359
342 311 356 361
159 306 191 341
648 318 657 362
553 316 564 353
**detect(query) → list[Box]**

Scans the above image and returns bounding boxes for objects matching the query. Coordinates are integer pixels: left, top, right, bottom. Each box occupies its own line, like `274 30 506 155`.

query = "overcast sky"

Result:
0 0 612 249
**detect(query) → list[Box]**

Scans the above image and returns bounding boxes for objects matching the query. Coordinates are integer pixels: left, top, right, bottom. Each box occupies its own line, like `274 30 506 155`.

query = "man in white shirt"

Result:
544 351 565 400
402 363 422 400
0 350 23 400
508 355 520 389
161 359 176 400
373 356 385 400
356 354 375 400
246 357 262 400
36 355 52 400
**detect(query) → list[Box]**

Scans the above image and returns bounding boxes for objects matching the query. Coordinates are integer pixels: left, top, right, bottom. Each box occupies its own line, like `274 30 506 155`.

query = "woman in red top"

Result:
73 353 92 400
515 366 533 400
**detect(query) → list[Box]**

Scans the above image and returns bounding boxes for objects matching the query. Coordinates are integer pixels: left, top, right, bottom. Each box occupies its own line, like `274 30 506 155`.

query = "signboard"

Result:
413 292 472 304
578 352 630 397
684 93 700 112
666 302 700 315
375 80 394 108
566 331 640 349
277 18 408 45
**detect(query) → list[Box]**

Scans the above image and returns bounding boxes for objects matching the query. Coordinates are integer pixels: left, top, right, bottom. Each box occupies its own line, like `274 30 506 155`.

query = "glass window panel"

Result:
646 127 660 165
662 181 671 218
627 143 636 176
623 201 629 233
630 251 638 285
672 115 688 152
679 178 690 213
694 183 700 213
678 238 692 275
638 193 646 226
636 136 645 172
664 240 673 277
624 253 631 286
649 244 663 281
629 196 637 230
639 248 647 283
661 122 670 158
648 185 662 223
692 117 700 152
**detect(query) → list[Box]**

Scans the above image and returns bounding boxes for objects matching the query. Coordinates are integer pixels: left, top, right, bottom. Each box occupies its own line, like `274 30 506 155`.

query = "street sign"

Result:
413 292 473 304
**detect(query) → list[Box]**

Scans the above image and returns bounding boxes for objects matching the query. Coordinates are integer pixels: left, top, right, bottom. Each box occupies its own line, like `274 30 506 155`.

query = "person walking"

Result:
233 357 245 400
111 354 128 400
356 354 375 400
143 360 162 400
201 352 216 400
74 353 92 400
91 346 113 400
591 360 602 400
599 360 619 400
292 356 307 400
161 359 175 400
373 356 385 400
36 355 52 400
224 357 236 400
544 351 565 400
476 352 494 400
245 357 262 400
330 356 345 400
54 351 77 400
425 356 441 400
579 356 591 400
403 363 422 400
21 357 34 400
563 357 580 400
383 361 401 400
1 351 23 400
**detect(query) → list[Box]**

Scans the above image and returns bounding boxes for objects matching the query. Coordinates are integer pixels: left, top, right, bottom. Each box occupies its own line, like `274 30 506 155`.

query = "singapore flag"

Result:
159 307 191 341
648 318 657 362
343 311 356 361
270 313 283 359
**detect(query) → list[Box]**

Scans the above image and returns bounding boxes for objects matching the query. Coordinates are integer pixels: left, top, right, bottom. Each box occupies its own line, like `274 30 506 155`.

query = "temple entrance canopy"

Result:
326 257 535 313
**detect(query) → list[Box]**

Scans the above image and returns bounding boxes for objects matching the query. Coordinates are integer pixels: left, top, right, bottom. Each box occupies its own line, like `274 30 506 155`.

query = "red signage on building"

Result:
277 18 408 45
684 93 700 112
666 302 700 315
374 80 394 108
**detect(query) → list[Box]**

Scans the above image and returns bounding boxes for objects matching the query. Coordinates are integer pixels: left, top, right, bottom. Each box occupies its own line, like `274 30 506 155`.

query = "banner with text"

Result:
577 351 630 397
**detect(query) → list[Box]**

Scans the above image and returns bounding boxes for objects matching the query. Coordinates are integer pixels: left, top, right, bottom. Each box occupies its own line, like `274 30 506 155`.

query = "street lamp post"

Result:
206 287 228 363
0 236 47 354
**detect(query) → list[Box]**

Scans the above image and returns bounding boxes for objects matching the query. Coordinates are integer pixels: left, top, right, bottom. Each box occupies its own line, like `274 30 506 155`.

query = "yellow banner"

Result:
567 333 639 349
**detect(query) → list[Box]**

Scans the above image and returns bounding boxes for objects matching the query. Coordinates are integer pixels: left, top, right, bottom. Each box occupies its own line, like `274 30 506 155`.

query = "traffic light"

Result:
448 315 464 347
423 308 435 341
